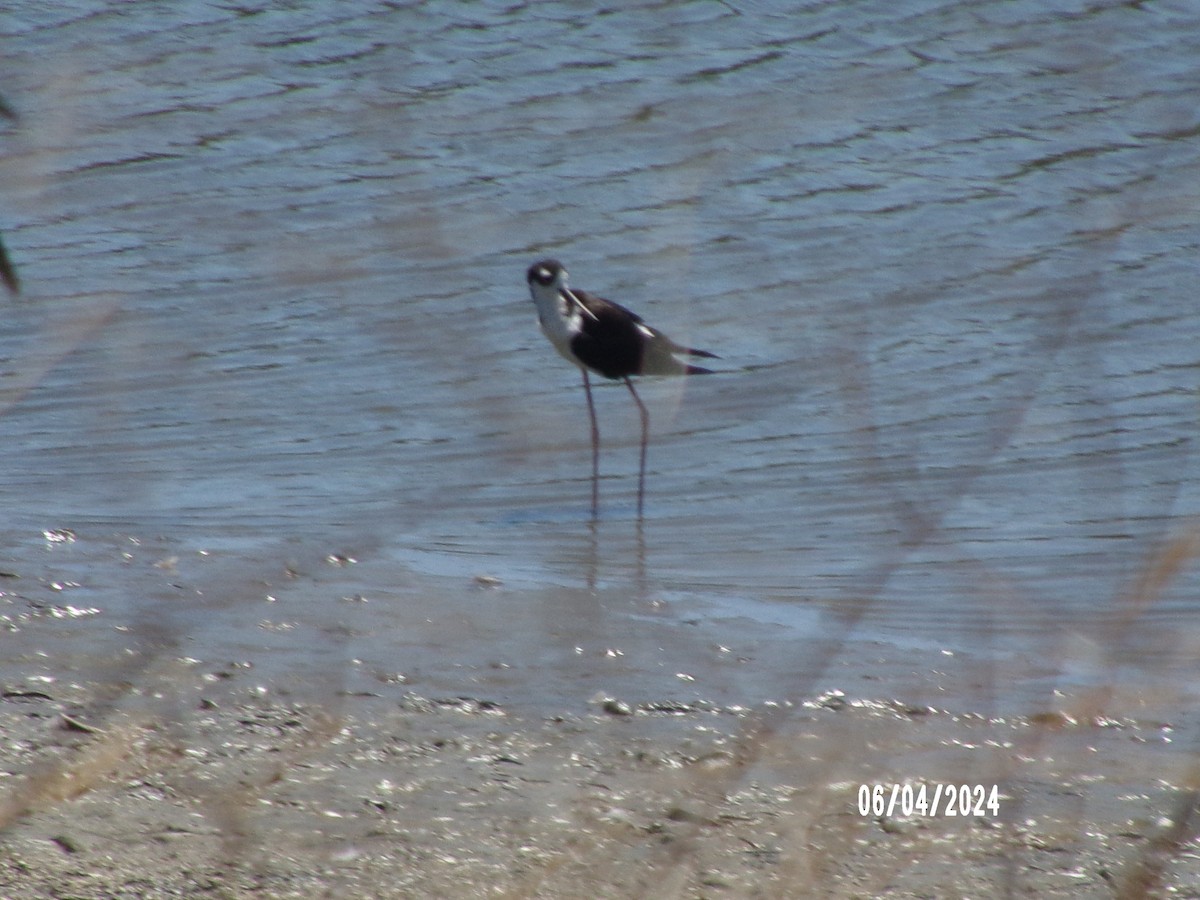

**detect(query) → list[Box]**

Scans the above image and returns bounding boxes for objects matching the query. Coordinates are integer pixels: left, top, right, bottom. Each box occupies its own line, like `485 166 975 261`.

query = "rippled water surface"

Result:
1 1 1198 715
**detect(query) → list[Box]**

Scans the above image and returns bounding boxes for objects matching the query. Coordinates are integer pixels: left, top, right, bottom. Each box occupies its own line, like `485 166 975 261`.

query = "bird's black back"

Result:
567 290 644 379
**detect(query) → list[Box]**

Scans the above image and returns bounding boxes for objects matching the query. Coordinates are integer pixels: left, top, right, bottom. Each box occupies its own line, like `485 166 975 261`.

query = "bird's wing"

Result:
565 287 643 323
572 288 718 360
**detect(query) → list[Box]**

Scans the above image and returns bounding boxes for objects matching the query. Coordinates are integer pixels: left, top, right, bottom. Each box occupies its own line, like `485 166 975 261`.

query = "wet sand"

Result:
1 651 1195 899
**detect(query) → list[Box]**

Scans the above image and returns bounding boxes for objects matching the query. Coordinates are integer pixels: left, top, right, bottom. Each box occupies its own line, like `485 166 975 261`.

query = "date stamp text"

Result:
857 783 1001 818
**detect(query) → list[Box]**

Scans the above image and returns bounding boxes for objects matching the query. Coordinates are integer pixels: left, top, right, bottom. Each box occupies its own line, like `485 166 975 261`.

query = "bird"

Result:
526 258 716 517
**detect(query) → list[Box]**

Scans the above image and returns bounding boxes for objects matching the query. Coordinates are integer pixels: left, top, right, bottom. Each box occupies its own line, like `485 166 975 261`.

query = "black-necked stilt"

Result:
526 258 716 517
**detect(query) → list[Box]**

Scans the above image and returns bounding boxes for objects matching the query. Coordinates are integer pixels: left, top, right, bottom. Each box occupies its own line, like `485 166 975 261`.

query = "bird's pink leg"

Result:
623 376 648 519
583 370 600 516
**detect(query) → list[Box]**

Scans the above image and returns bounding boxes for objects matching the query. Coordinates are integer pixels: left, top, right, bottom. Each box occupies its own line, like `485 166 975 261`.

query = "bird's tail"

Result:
643 335 720 376
683 346 717 375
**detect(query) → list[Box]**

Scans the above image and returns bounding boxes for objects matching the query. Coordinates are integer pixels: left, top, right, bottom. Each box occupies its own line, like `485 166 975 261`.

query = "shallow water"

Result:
1 1 1198 719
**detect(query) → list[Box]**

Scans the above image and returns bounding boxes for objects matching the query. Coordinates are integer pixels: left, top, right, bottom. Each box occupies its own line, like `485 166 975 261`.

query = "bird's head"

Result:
527 259 566 289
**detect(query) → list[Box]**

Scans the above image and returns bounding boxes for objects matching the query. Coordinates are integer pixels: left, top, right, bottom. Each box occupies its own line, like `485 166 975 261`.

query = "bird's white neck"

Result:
529 280 580 354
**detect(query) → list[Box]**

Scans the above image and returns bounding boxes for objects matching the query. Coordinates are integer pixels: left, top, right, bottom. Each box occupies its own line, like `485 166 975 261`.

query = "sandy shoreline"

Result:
1 662 1195 898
